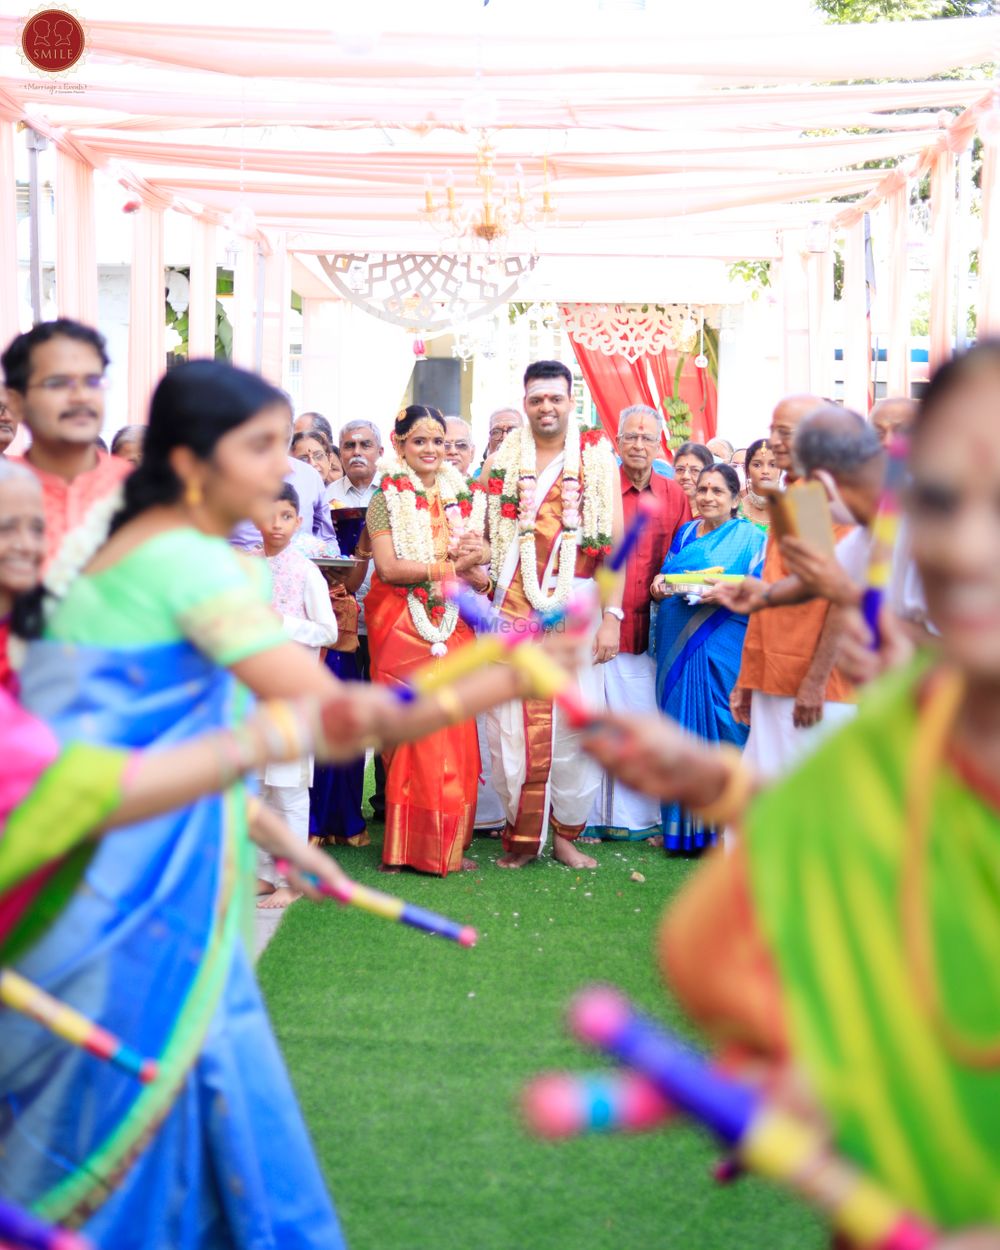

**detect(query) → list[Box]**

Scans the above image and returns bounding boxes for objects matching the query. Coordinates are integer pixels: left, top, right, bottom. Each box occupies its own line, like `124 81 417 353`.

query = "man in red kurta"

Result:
587 404 691 840
1 321 130 574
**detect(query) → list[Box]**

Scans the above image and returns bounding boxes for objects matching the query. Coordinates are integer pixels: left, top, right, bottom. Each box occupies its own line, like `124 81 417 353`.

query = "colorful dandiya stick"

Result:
0 968 158 1084
274 860 477 947
506 644 595 728
593 492 660 607
397 498 654 702
861 435 909 650
521 1070 676 1138
442 581 598 725
564 986 936 1250
0 1195 93 1250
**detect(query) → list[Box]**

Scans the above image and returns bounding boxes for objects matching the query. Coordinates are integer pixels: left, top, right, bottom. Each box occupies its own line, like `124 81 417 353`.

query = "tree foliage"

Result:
817 0 990 19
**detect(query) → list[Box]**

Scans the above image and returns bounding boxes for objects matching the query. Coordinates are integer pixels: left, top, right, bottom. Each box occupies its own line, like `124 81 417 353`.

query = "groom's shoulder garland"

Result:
487 423 615 613
376 452 488 655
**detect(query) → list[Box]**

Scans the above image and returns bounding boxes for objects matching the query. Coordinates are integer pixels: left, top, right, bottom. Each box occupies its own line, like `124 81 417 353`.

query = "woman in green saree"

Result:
582 342 1000 1245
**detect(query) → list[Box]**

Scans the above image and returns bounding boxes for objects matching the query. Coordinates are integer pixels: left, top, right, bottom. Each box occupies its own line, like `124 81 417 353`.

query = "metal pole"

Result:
24 127 48 324
955 146 972 352
254 243 265 372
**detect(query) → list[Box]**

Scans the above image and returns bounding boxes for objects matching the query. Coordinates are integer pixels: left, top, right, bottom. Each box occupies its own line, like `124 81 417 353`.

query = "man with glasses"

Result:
0 320 130 570
329 418 387 822
586 404 691 843
472 407 523 480
443 417 475 476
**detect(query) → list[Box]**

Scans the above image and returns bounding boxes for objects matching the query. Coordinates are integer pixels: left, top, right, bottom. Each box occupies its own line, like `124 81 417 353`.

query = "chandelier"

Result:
420 132 555 257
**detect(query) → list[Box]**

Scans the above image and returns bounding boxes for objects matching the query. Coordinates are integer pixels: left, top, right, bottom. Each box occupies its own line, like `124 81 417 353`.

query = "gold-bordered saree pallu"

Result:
4 639 345 1250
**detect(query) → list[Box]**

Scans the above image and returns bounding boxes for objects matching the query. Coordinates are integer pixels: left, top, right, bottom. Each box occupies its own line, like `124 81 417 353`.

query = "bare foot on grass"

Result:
553 835 598 870
496 852 536 869
257 886 301 909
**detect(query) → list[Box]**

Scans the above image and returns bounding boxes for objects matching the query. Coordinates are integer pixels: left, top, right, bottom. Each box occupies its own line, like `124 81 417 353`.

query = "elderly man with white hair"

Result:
328 418 386 826
585 403 691 842
443 416 475 476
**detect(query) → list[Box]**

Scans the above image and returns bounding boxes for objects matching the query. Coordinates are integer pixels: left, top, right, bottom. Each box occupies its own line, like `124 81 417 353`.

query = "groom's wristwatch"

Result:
603 606 625 622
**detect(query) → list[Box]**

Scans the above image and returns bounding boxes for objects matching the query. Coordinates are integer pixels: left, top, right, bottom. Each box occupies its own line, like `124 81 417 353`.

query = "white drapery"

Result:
127 205 165 424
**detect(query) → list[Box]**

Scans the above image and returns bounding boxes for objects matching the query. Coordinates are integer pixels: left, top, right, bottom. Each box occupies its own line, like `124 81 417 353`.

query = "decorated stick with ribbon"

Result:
395 495 656 703
522 1069 676 1138
274 860 477 947
0 1197 92 1250
0 968 158 1084
861 436 909 651
394 577 593 716
443 582 597 727
563 986 936 1250
594 491 660 608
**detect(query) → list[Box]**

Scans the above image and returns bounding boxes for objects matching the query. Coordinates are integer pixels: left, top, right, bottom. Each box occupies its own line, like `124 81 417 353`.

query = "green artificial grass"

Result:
258 833 823 1250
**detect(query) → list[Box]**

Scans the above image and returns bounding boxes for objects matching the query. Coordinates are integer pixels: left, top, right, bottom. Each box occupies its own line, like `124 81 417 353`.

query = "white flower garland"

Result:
487 423 615 613
376 453 486 655
44 485 124 601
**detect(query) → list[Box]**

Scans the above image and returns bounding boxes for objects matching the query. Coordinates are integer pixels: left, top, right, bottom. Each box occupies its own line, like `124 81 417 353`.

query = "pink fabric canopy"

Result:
0 13 995 258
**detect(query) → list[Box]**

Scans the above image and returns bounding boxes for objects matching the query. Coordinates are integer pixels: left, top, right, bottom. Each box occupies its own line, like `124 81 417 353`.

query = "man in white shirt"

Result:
329 419 386 820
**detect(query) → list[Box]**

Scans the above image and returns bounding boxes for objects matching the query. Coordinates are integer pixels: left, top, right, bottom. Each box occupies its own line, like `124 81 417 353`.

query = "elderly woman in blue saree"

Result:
650 463 765 853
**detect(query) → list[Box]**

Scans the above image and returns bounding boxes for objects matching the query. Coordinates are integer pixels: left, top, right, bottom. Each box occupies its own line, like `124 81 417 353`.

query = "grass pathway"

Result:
258 831 822 1250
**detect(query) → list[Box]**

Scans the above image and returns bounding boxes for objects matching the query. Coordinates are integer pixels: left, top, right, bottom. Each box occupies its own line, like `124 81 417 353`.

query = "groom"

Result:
483 360 623 869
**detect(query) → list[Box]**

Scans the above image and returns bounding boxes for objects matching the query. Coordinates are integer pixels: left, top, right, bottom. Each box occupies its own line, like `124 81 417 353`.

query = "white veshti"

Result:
488 424 615 613
377 453 487 654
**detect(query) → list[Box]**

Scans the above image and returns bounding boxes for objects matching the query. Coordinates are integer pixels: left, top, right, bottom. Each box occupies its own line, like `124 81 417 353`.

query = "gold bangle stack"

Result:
687 745 755 826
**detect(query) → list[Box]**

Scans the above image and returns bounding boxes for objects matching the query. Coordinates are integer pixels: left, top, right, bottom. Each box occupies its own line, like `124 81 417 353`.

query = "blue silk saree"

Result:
3 635 345 1249
653 518 765 852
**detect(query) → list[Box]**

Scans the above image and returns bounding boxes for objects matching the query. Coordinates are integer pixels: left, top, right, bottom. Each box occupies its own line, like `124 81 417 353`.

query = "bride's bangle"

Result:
687 746 755 826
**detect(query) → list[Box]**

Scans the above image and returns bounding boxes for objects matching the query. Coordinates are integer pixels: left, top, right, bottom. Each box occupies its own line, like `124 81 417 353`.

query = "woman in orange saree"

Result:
365 405 490 875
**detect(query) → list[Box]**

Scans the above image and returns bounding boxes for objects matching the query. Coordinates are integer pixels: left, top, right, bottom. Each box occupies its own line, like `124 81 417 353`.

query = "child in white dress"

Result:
255 483 338 907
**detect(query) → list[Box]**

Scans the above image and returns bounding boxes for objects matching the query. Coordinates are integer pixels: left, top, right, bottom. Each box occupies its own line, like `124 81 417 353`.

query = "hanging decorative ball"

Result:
430 641 448 658
694 353 708 369
122 199 141 214
413 338 427 360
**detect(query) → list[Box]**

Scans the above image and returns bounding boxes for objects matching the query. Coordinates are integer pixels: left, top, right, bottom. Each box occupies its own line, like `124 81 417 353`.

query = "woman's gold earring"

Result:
184 479 203 508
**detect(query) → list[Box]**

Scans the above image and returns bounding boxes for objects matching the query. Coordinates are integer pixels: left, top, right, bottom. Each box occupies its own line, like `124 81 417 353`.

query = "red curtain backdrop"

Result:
565 329 718 462
566 339 657 449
